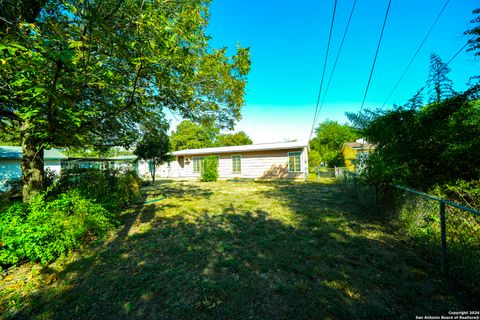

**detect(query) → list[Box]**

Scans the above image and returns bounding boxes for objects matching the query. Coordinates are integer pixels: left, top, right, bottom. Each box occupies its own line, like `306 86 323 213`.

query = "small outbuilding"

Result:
0 146 67 191
138 140 309 180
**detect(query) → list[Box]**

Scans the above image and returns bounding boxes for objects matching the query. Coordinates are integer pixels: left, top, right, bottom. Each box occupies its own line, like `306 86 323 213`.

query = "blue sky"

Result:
170 0 479 143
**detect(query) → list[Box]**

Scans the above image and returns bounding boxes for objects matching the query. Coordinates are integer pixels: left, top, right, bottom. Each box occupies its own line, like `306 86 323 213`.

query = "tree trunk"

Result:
151 161 156 185
21 128 44 203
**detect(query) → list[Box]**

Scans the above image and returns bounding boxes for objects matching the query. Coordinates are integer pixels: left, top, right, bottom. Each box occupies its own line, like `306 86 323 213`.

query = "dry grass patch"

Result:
1 180 470 319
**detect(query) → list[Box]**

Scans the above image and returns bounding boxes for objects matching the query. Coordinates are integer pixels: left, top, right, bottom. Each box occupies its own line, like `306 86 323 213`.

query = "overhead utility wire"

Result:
380 0 450 109
308 0 338 142
320 0 358 108
359 0 392 114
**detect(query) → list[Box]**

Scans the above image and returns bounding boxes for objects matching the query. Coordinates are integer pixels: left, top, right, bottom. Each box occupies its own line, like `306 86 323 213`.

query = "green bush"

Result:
54 168 142 211
0 190 117 267
200 156 219 182
115 170 142 207
431 180 480 210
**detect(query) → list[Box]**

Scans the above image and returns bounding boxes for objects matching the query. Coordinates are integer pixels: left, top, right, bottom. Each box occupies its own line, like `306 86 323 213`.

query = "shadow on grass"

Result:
141 180 214 200
6 181 467 319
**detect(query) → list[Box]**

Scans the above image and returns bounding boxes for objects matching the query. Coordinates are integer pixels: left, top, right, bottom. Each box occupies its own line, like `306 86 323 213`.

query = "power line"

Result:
381 0 450 109
319 0 358 112
308 0 338 143
359 0 392 114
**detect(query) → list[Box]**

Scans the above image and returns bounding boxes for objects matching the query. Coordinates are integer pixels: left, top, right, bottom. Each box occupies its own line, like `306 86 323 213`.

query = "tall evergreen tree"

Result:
406 90 423 109
427 53 454 103
465 8 480 57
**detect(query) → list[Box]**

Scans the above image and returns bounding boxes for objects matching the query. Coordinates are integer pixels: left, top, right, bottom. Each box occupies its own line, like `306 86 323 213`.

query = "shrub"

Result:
54 168 142 211
43 167 58 189
430 180 480 210
0 190 117 267
115 170 142 207
200 156 219 182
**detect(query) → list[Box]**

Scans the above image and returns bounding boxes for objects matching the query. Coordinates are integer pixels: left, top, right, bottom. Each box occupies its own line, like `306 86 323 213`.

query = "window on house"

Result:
193 157 204 173
288 152 302 172
232 155 241 174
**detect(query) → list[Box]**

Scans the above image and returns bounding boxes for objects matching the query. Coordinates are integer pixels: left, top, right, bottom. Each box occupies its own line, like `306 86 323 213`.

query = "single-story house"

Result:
341 139 375 171
138 140 309 180
0 146 67 191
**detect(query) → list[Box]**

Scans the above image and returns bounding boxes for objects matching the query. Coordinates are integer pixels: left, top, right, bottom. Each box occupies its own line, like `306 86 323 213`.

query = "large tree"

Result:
348 86 480 189
217 131 252 146
465 8 480 57
427 53 454 103
0 0 250 202
309 120 359 167
170 120 219 151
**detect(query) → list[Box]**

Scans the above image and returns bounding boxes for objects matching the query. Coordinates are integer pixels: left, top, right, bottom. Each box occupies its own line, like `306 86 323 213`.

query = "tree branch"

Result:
103 0 125 20
0 109 21 122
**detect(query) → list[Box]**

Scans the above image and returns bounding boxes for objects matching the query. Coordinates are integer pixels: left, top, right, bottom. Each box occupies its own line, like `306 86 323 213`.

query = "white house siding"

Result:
168 148 308 180
45 160 62 175
0 159 62 191
0 160 22 191
138 160 181 180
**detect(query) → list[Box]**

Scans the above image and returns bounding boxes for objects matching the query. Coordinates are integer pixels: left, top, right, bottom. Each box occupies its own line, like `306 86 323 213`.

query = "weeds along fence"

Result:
335 168 480 295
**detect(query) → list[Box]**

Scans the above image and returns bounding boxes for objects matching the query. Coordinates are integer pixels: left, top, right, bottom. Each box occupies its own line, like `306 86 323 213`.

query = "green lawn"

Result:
0 180 469 319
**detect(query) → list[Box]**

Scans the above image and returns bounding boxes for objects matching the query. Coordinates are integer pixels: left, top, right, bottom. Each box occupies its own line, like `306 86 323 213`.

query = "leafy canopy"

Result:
348 87 480 189
134 120 171 183
170 120 219 151
0 0 250 149
0 0 250 201
309 120 359 168
170 120 253 150
217 131 252 146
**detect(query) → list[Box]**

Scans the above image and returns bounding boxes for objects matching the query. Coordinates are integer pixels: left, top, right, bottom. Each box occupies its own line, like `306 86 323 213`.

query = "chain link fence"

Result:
335 168 480 296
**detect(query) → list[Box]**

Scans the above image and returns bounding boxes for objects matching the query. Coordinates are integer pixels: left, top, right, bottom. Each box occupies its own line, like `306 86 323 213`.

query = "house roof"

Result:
109 155 137 160
0 146 68 160
172 140 308 156
66 155 137 161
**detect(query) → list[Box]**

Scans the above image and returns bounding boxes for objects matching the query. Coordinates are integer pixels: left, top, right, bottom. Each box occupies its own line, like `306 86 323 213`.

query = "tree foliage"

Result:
427 53 454 103
134 120 171 184
309 120 359 168
170 120 252 150
0 0 250 201
217 131 252 146
351 86 480 189
465 8 480 57
170 120 219 151
200 155 218 182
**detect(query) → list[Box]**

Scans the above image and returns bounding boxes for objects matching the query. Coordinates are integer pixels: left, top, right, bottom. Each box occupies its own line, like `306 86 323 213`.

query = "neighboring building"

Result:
63 155 137 171
0 146 67 191
341 139 375 171
140 140 309 180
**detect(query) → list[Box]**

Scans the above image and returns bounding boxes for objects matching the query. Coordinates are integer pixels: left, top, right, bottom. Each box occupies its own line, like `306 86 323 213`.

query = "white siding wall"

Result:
138 159 182 180
45 160 62 175
0 159 63 191
178 148 306 180
0 160 22 191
